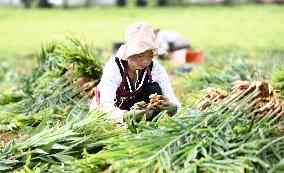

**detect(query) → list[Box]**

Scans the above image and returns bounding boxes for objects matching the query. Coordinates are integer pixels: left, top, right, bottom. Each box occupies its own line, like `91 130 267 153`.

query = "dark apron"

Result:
115 64 153 110
95 63 153 111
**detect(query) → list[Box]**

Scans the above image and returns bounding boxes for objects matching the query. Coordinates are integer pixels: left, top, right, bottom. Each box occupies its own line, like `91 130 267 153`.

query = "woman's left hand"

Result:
126 107 155 121
156 102 178 117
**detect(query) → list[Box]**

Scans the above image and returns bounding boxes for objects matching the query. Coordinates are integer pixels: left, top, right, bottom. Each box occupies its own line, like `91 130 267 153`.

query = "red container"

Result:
186 50 204 64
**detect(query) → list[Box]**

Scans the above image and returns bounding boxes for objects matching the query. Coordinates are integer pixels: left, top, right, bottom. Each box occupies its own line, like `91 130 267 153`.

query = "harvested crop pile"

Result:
0 38 102 116
0 38 122 172
60 81 284 173
1 39 284 172
196 80 284 131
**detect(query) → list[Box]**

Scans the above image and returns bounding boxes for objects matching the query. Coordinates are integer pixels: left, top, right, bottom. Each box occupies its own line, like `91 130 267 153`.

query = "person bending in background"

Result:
89 22 181 123
155 29 203 65
155 29 192 55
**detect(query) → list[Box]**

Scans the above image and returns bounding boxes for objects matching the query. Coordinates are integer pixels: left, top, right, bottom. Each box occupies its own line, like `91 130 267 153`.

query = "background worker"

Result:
155 29 203 65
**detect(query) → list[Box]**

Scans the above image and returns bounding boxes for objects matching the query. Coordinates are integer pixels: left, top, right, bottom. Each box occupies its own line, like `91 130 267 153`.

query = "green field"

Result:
1 5 284 172
1 5 284 61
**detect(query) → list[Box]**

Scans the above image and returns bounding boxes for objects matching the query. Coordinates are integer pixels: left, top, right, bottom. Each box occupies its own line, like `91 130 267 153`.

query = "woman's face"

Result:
128 50 154 70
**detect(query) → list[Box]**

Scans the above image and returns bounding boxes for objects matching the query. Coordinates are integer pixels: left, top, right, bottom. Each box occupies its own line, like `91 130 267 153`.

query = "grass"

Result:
0 5 284 62
0 5 283 101
0 4 283 101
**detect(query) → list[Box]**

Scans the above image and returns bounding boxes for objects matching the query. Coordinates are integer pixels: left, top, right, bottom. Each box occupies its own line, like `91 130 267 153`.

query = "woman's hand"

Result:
125 106 156 121
156 102 178 117
149 94 177 116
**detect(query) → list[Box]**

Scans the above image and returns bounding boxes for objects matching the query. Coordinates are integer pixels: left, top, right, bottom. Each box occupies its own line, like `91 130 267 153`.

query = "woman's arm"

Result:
89 58 126 123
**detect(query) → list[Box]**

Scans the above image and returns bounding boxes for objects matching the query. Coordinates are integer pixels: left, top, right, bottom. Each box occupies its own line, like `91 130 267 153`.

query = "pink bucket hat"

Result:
115 22 166 60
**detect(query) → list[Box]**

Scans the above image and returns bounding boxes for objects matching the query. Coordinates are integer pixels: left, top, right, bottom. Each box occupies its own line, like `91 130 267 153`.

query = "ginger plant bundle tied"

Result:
194 80 284 131
73 76 99 97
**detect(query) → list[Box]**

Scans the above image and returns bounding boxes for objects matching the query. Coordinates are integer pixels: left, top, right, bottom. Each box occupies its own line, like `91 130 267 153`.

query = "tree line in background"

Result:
19 0 164 8
17 0 284 8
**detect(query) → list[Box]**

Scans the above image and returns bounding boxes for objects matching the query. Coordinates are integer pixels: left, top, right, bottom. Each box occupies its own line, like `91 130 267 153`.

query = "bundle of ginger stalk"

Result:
195 80 284 132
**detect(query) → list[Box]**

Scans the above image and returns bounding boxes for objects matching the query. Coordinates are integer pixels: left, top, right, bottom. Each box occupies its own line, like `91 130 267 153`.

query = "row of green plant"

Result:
0 37 284 172
0 38 106 172
54 87 284 173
